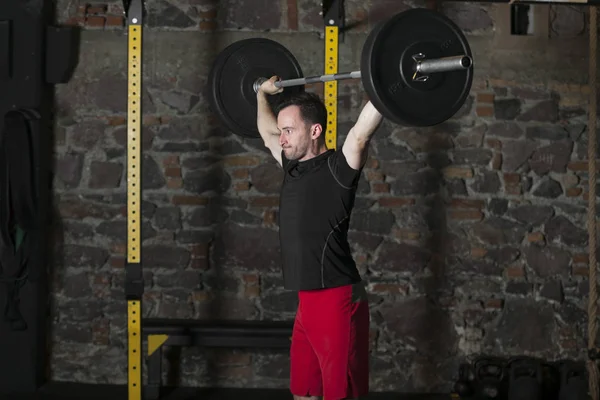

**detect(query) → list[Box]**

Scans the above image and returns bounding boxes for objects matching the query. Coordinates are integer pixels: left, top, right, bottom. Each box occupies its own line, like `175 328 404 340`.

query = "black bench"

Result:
142 318 294 400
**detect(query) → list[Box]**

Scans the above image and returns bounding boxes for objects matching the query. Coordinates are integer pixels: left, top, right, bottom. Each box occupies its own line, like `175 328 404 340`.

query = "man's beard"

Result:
284 144 307 161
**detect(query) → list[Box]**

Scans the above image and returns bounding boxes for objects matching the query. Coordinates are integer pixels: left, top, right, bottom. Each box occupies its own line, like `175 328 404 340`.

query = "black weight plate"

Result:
361 8 473 126
207 38 304 138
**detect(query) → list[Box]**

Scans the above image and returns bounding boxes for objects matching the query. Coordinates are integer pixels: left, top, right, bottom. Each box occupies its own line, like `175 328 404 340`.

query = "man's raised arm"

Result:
342 101 383 170
257 76 283 166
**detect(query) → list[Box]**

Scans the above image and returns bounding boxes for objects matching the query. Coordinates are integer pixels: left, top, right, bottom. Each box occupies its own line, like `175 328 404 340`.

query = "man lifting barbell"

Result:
257 75 382 400
206 7 475 400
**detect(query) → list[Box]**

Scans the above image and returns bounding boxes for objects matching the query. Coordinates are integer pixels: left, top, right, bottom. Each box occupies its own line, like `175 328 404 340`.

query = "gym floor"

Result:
4 382 452 400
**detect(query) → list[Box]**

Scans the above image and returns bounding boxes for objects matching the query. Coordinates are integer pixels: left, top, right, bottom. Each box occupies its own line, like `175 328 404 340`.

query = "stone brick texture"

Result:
48 0 595 393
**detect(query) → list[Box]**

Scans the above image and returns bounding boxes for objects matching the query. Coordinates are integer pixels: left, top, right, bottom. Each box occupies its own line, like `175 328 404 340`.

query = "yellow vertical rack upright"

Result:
124 1 144 399
323 0 344 150
324 26 338 150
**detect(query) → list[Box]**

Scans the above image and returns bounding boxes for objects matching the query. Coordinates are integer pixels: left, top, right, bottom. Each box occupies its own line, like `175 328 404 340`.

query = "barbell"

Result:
252 54 471 95
207 8 474 139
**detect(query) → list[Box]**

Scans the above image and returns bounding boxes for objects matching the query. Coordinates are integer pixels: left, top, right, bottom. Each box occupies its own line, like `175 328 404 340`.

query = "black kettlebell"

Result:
558 360 590 400
507 356 543 400
454 362 475 397
541 361 560 400
474 356 506 399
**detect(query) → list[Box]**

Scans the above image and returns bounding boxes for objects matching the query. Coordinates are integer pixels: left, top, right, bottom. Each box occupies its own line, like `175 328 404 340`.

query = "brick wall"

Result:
48 0 596 392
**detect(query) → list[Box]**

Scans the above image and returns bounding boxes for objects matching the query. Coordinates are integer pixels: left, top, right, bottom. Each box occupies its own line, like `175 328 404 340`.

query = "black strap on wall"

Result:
0 0 78 394
0 20 11 80
0 108 39 331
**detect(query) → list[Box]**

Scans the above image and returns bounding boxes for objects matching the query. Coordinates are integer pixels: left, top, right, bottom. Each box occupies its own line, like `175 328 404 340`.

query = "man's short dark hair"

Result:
275 91 328 140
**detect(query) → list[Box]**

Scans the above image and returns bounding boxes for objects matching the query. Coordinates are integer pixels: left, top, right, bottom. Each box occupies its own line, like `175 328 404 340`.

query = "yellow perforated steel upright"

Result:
324 26 338 150
125 1 144 399
126 4 142 264
127 299 141 400
127 5 142 269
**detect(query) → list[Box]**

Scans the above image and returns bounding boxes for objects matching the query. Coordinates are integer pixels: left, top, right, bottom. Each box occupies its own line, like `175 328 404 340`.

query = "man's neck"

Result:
299 143 329 162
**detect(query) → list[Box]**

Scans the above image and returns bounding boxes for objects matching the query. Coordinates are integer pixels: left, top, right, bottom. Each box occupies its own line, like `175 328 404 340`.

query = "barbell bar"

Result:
252 54 472 93
207 8 474 139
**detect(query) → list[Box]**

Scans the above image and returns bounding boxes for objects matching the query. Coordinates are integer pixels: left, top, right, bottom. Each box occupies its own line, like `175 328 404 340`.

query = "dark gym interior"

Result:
0 0 599 399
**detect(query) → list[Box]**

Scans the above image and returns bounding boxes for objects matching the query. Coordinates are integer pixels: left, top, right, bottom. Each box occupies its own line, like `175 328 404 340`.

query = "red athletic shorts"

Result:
290 281 370 399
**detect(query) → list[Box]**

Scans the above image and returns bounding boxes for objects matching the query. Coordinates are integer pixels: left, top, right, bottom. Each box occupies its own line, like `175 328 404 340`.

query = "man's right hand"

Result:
259 76 284 95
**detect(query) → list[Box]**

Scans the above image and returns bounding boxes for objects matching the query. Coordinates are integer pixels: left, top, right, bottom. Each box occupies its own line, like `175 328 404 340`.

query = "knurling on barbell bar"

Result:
207 8 474 139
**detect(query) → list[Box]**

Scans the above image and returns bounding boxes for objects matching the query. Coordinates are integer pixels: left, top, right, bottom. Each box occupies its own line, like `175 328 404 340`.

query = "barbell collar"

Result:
415 54 472 75
253 77 268 93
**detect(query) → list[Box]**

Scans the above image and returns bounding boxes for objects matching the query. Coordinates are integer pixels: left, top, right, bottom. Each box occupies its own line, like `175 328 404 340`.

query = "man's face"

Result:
277 105 312 161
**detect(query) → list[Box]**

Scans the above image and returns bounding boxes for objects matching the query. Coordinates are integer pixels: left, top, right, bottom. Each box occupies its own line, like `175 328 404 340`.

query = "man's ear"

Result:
310 124 323 140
